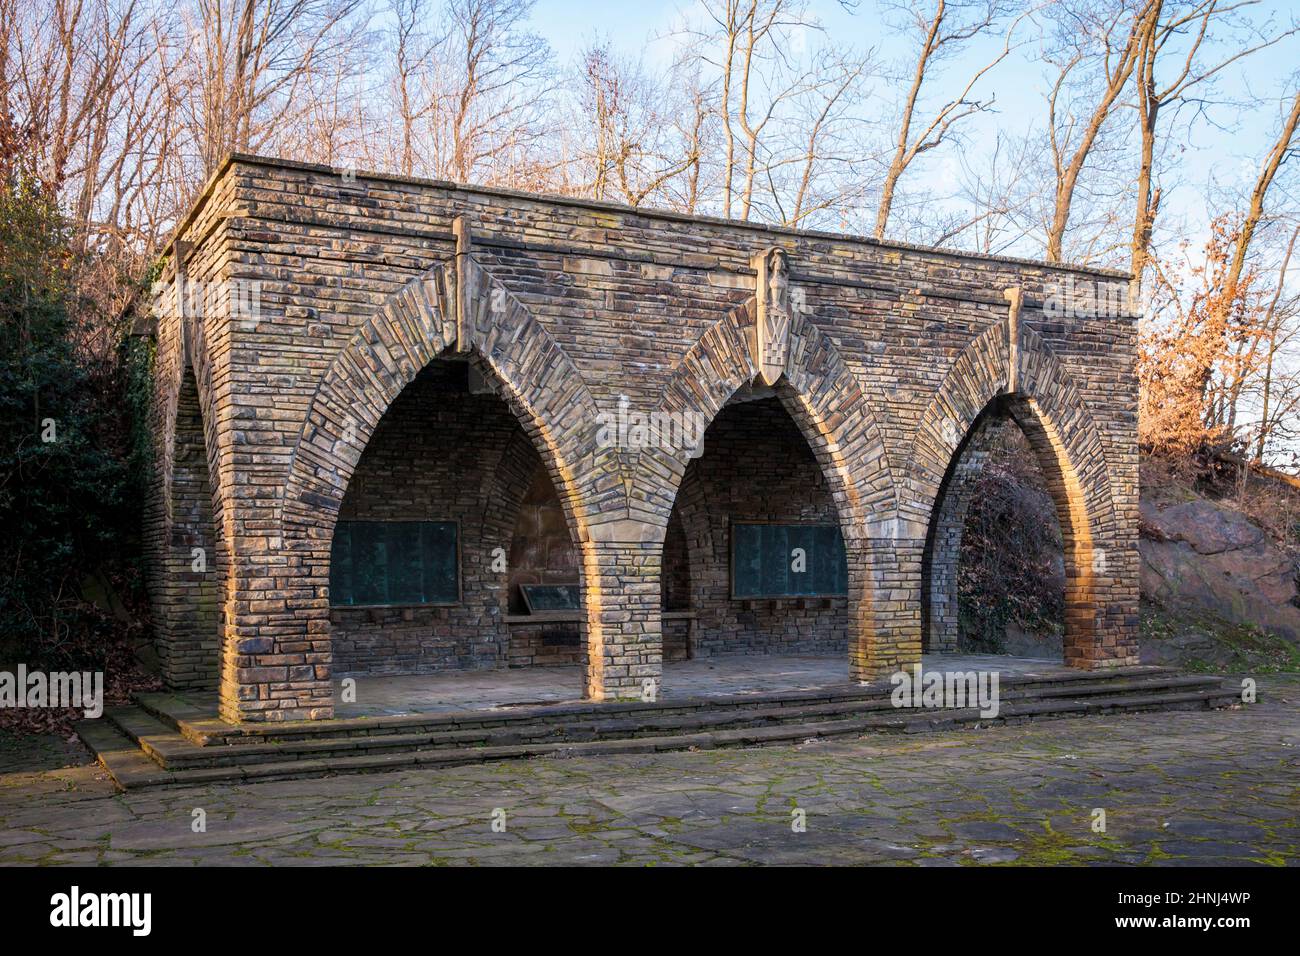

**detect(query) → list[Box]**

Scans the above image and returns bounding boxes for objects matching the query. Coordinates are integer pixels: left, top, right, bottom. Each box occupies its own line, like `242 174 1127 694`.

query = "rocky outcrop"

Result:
1140 496 1300 642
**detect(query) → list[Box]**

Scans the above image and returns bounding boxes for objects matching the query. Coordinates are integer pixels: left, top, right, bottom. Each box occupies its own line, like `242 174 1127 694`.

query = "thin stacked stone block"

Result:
142 153 1140 722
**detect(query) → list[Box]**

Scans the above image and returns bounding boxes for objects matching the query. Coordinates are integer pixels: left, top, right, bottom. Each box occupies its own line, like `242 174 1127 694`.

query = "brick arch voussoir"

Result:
909 318 1117 549
648 302 895 538
282 261 602 545
281 302 452 535
782 312 898 539
462 265 612 531
637 300 758 520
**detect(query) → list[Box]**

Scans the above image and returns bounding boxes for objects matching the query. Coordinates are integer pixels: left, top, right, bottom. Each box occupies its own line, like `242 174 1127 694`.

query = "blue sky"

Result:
520 1 1300 460
525 0 1300 248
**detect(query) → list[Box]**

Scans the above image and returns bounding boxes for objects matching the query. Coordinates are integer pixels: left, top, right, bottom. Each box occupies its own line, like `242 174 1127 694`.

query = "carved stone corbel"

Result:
453 216 472 352
751 247 793 386
1004 285 1023 394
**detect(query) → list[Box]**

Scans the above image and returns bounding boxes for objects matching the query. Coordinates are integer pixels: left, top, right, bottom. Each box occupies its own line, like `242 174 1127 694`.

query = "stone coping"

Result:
161 151 1132 282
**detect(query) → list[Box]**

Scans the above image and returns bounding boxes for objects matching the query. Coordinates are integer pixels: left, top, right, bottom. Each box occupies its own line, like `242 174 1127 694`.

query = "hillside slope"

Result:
957 442 1300 673
1138 481 1300 672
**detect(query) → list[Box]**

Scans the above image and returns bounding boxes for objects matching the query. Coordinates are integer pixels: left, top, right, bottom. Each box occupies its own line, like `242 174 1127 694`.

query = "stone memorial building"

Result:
141 153 1139 723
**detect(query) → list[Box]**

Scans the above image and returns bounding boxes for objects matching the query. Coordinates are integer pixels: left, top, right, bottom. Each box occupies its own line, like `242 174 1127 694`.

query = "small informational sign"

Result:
520 583 582 613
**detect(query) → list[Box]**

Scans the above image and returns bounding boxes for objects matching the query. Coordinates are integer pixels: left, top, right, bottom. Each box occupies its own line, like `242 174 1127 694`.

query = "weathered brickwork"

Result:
151 371 226 687
670 393 848 660
507 623 583 667
142 153 1140 722
507 468 582 613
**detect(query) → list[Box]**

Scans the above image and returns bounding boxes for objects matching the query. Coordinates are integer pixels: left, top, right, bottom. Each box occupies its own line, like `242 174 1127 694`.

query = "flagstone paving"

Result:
0 676 1295 866
333 653 1064 717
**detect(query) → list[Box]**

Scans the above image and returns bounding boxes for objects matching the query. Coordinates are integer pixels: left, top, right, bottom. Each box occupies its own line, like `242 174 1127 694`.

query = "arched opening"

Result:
326 356 586 713
923 396 1084 664
161 367 224 689
660 508 692 662
660 382 851 694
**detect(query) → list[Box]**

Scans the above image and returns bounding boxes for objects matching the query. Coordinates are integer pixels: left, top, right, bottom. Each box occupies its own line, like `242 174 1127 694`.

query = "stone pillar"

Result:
1061 538 1140 669
584 536 663 701
1080 423 1141 669
924 491 965 655
218 517 336 723
848 535 923 682
1096 540 1141 667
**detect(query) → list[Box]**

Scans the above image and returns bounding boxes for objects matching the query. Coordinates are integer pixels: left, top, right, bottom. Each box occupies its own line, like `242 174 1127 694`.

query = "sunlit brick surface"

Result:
143 155 1138 722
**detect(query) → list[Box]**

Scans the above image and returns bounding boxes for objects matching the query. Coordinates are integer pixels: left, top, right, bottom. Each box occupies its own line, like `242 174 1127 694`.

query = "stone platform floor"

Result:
336 653 1065 717
0 674 1294 866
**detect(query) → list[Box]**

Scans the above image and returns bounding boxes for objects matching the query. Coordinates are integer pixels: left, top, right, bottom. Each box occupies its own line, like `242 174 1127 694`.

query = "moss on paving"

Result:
0 676 1296 866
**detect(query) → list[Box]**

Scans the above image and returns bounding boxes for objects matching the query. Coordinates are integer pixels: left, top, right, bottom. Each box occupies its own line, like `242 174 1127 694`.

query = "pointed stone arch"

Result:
912 317 1133 668
157 363 226 689
648 300 900 680
921 410 1032 654
244 257 632 722
151 290 234 693
282 261 606 536
652 301 897 541
909 319 1115 529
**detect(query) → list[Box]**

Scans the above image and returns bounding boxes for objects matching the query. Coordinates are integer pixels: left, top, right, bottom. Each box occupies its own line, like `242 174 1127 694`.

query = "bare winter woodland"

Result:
4 0 1300 466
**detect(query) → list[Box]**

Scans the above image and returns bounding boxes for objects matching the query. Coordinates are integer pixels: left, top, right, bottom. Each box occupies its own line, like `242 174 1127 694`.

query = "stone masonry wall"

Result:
670 394 848 658
153 371 225 687
331 360 580 675
144 153 1140 721
507 467 581 614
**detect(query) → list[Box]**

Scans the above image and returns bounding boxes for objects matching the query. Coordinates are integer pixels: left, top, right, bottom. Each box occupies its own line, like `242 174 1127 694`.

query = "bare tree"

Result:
1130 0 1299 293
873 0 1024 240
1255 223 1300 461
662 59 718 215
1040 0 1153 262
767 45 874 227
387 0 441 176
568 43 705 206
1198 86 1300 422
690 0 810 219
177 0 367 172
1220 89 1300 316
681 0 876 225
932 127 1041 252
1140 88 1300 458
424 0 554 185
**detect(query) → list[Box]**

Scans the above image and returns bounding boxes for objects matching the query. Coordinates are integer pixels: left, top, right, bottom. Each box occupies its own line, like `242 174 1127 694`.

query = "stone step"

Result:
134 665 1193 748
73 717 185 789
101 705 208 770
119 673 1231 770
81 682 1245 789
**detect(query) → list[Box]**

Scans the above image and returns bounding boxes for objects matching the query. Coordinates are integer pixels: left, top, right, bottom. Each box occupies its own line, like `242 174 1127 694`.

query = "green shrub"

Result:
0 137 153 678
957 427 1065 652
